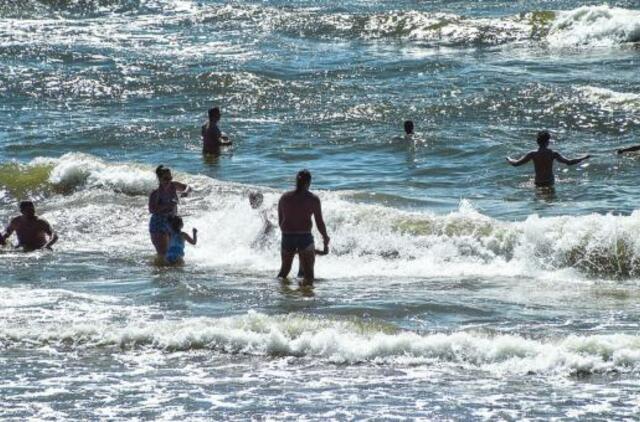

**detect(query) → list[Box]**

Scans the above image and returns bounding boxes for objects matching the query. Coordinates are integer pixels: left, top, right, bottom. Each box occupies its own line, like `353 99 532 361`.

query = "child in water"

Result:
165 216 198 265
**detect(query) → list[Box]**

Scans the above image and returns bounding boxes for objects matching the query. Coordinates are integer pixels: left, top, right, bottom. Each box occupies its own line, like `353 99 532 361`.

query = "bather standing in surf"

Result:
506 131 591 187
148 165 190 257
277 170 330 286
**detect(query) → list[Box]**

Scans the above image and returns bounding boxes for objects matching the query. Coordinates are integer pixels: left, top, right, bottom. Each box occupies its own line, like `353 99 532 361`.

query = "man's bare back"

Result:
278 190 319 233
1 202 58 252
506 132 590 187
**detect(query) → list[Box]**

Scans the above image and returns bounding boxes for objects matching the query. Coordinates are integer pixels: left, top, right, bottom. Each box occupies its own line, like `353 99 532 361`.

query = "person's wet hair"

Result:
208 107 221 121
296 169 312 191
155 165 171 181
404 120 414 135
169 215 184 232
19 201 34 212
537 130 551 147
249 191 264 209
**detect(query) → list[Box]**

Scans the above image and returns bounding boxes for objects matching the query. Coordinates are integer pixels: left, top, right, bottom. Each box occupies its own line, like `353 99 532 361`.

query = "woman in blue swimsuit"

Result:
148 165 190 256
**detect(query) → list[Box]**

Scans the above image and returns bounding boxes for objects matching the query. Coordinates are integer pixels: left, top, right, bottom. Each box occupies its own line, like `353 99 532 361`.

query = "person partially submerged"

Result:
506 131 591 187
277 170 330 286
202 106 232 155
0 201 58 251
165 216 197 265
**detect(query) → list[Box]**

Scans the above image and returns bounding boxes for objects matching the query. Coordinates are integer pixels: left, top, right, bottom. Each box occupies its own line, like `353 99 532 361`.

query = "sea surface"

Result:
1 0 640 419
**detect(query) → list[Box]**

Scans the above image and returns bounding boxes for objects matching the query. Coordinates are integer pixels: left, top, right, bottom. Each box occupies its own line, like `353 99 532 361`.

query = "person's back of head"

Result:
19 200 35 217
404 120 414 135
537 130 551 148
208 107 221 122
295 169 312 192
169 216 183 233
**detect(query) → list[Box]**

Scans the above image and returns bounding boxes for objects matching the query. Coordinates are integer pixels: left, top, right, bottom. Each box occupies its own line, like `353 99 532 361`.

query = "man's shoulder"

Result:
8 215 22 227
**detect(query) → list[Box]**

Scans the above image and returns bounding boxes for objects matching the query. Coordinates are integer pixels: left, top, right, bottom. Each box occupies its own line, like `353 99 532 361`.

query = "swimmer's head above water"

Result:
208 106 221 123
404 120 414 135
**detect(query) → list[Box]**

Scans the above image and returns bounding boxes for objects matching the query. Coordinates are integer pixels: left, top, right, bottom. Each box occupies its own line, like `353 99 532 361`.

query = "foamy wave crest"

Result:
11 153 158 196
3 310 639 375
577 86 640 113
547 5 640 48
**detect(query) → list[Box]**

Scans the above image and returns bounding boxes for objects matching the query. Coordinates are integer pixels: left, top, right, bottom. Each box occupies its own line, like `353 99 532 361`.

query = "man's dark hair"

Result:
19 201 34 212
208 107 220 120
537 130 551 147
296 169 312 191
404 120 414 135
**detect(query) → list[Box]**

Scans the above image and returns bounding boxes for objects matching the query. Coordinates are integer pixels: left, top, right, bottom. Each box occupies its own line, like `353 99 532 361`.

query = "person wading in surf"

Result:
0 201 58 251
506 130 591 187
148 165 190 258
277 170 330 286
202 106 232 155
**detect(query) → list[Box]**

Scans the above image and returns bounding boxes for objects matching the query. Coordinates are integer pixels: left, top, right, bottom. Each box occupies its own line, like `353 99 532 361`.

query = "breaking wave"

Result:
3 154 640 279
1 304 639 376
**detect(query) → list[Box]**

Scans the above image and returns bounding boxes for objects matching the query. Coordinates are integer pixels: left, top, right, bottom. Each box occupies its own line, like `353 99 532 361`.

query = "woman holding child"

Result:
148 165 190 257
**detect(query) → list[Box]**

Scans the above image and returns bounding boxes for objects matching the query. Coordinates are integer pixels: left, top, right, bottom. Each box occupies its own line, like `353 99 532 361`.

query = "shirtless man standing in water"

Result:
202 106 232 155
277 170 330 285
506 131 591 187
0 201 58 251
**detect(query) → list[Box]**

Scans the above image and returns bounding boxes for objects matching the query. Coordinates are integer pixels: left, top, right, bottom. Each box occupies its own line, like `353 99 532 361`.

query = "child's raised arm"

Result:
183 228 198 245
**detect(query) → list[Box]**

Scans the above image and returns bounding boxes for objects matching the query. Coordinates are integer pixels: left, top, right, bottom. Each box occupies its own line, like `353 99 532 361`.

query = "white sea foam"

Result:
1 304 638 376
8 153 640 280
547 5 640 48
577 86 640 113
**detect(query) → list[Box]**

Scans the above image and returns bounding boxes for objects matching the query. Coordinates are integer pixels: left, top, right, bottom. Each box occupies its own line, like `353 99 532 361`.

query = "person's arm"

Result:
173 181 191 197
42 220 58 250
314 244 329 255
312 197 330 246
555 152 591 165
506 151 535 167
1 219 17 246
183 229 197 245
617 145 640 155
278 197 284 229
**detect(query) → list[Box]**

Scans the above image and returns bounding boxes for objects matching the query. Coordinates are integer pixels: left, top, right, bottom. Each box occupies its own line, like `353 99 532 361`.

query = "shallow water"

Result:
1 0 640 419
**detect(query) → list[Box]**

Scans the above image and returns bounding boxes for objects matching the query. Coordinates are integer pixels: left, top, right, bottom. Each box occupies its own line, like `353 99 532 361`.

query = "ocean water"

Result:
1 0 640 419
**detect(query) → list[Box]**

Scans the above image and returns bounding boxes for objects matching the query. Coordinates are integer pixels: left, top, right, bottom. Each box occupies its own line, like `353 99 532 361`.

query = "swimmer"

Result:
0 201 58 252
165 216 197 265
277 170 330 286
249 191 275 244
202 106 232 155
506 131 591 187
404 120 414 136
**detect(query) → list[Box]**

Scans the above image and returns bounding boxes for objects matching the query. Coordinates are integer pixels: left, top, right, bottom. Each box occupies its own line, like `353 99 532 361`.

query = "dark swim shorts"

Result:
281 233 314 253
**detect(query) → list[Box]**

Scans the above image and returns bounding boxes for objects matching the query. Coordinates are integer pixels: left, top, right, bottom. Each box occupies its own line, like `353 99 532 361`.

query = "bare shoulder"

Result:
37 218 53 231
8 216 22 228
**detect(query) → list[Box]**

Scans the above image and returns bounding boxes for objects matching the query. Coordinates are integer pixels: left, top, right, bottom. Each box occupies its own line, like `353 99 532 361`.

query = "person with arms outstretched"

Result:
277 170 330 286
506 131 591 187
202 106 232 155
0 201 58 252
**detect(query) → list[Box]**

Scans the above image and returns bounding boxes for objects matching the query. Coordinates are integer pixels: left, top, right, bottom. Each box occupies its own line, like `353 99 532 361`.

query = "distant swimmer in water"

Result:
0 201 58 252
165 216 197 265
277 170 330 286
506 130 591 187
148 165 190 257
202 106 232 155
404 120 414 136
249 191 275 247
617 145 640 155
